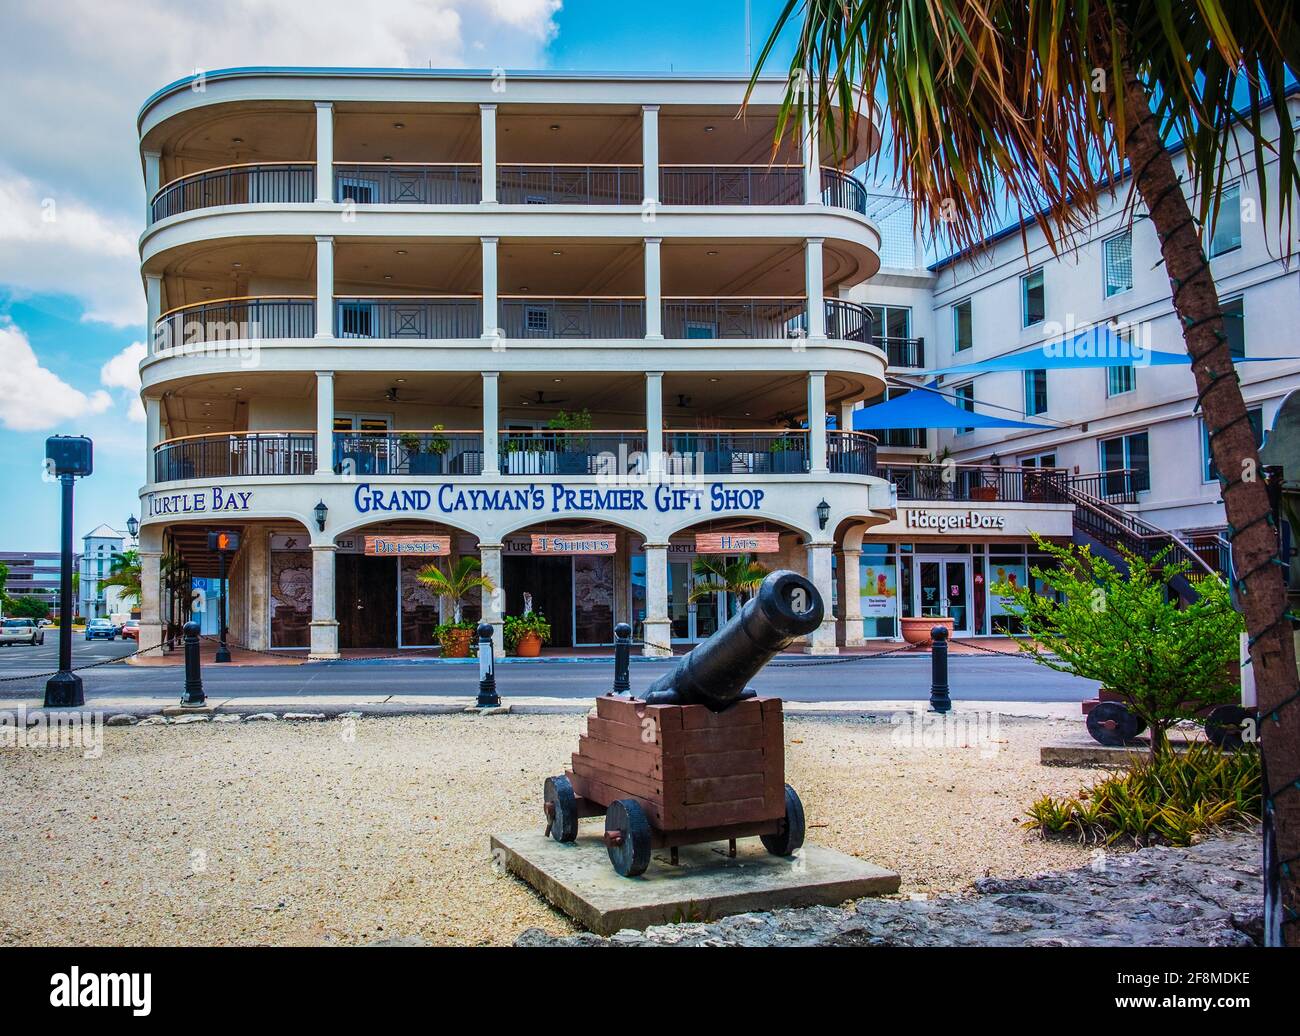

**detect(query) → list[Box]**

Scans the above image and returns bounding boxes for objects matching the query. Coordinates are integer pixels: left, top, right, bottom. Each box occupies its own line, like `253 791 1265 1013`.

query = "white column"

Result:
808 370 829 474
807 542 838 654
840 548 865 647
144 396 162 485
803 115 821 205
309 544 339 659
482 372 500 476
314 101 334 203
480 104 497 204
481 237 499 339
840 400 856 434
642 105 660 205
143 151 161 224
646 371 664 477
315 236 333 338
644 237 663 339
643 543 671 657
315 371 335 475
805 238 826 339
479 543 505 657
138 550 163 658
243 529 270 652
145 275 162 353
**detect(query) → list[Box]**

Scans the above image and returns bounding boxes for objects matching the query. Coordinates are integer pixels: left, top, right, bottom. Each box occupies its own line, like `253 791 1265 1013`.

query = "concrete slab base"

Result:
1040 736 1197 766
491 827 900 936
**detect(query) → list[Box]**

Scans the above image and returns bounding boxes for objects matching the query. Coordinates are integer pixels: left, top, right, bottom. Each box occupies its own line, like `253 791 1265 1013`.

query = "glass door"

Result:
668 560 692 641
915 556 973 635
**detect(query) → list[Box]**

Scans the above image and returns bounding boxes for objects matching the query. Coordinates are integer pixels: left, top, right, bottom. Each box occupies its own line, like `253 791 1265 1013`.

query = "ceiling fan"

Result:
674 393 695 408
519 389 568 406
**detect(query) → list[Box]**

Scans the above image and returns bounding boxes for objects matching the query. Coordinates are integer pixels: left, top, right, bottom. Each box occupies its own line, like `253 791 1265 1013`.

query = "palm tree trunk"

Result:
1115 55 1300 945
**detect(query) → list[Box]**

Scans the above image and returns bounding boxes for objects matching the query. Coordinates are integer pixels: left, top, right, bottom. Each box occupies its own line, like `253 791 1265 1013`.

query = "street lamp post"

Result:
44 436 93 708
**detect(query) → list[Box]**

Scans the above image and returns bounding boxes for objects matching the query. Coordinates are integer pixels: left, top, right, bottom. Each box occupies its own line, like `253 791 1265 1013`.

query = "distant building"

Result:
0 551 76 613
78 525 137 620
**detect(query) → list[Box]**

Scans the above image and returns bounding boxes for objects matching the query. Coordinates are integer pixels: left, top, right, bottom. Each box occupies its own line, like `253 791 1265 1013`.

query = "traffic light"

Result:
207 530 241 553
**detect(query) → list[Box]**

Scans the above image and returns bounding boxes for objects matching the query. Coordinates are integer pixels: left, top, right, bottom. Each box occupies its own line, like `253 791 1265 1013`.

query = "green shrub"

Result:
1024 742 1261 847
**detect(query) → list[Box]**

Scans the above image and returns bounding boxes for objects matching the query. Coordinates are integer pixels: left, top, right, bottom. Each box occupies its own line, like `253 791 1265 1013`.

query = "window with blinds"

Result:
1103 231 1132 297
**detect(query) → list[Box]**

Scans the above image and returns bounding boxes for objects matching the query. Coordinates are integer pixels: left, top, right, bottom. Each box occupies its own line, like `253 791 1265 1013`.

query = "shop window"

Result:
858 545 898 639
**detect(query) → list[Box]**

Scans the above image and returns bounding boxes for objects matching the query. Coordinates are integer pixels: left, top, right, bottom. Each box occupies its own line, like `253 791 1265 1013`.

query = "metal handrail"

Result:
498 297 645 338
153 432 316 482
153 296 315 349
333 430 484 476
334 296 482 338
662 297 807 339
497 163 643 204
660 164 803 206
151 162 315 221
334 163 481 204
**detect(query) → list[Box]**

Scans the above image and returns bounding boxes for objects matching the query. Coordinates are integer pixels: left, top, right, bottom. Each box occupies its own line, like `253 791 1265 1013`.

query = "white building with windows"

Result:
79 525 132 620
133 68 905 658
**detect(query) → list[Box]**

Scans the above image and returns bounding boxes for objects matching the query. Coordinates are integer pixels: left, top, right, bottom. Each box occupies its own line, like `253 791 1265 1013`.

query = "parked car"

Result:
121 620 140 641
36 618 54 628
85 619 117 641
0 618 45 646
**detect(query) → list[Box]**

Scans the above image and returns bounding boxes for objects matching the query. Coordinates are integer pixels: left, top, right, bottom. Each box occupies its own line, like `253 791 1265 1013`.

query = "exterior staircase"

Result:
1050 470 1224 602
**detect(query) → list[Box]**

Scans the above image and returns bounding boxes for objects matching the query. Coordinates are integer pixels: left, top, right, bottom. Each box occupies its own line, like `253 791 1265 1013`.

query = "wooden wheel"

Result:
1086 702 1145 746
760 784 806 856
604 799 651 877
543 775 578 843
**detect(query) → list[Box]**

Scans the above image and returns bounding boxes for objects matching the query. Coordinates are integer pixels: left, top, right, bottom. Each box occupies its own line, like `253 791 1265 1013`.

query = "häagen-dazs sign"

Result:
905 509 1007 532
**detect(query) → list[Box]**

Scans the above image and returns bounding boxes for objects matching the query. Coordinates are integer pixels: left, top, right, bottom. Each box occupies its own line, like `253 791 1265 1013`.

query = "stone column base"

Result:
843 615 865 648
138 623 165 658
641 619 673 658
309 619 340 660
809 620 840 655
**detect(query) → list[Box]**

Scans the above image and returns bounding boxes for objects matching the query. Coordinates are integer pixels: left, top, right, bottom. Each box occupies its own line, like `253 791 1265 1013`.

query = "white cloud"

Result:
0 319 113 432
0 170 142 327
487 0 563 38
100 341 148 422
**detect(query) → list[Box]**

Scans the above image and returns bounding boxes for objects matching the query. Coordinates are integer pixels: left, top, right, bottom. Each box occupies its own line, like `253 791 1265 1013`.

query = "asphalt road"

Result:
0 632 1099 703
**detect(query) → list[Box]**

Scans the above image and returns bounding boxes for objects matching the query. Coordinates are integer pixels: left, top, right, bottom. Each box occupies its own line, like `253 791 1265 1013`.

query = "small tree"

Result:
994 536 1242 758
8 596 51 620
416 555 494 625
100 549 142 607
689 555 769 621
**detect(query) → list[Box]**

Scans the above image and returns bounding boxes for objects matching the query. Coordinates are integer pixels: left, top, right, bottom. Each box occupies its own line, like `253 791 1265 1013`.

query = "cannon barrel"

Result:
642 570 824 710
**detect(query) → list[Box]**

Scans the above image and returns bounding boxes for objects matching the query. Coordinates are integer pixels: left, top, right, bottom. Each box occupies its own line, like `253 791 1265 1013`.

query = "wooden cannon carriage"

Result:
542 569 818 877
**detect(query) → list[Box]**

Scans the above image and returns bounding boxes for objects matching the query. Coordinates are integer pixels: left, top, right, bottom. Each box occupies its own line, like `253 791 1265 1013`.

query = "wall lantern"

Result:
816 499 831 530
314 500 328 532
126 515 139 538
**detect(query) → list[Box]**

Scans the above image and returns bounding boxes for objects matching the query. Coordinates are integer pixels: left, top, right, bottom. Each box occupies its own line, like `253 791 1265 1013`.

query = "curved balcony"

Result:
823 299 872 343
154 296 315 351
820 168 868 215
151 163 315 222
154 432 316 483
498 164 643 205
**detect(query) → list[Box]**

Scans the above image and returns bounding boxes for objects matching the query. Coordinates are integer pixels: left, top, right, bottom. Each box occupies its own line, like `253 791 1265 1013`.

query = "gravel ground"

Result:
0 712 1101 946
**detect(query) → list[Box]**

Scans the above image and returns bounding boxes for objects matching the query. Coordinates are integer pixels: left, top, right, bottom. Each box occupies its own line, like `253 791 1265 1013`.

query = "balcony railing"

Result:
1067 468 1144 505
662 298 807 340
828 430 878 475
154 432 316 483
154 296 315 351
334 296 482 339
663 431 809 475
333 163 482 204
820 168 868 214
881 463 1069 503
880 336 926 368
498 164 643 205
498 297 645 339
660 164 803 206
823 299 873 343
150 162 315 222
333 431 484 476
499 430 648 476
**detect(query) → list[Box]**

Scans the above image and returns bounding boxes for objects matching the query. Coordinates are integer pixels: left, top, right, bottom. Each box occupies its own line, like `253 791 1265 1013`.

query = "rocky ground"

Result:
517 829 1263 947
0 709 1196 946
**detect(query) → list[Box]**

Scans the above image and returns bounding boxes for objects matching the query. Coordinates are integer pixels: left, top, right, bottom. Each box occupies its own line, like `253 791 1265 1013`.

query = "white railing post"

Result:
315 102 334 203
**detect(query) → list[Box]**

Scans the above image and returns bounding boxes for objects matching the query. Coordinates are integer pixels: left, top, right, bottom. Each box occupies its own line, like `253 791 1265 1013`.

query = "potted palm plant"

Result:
548 408 594 474
504 611 552 657
688 555 769 622
417 556 496 658
766 435 806 474
408 425 451 475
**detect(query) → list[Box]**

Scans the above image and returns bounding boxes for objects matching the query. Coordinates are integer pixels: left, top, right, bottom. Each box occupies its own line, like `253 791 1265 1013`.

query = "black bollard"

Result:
929 625 952 714
613 622 632 695
181 621 205 707
476 622 500 708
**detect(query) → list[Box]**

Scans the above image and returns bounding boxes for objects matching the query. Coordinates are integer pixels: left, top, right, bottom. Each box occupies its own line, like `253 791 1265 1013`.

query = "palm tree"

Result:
751 0 1299 945
99 548 142 607
689 555 769 621
416 555 495 624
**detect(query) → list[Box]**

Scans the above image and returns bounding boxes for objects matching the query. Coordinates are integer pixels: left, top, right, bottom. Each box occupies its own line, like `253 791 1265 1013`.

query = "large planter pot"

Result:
514 632 543 658
970 485 998 502
441 627 474 658
409 452 445 475
900 616 954 645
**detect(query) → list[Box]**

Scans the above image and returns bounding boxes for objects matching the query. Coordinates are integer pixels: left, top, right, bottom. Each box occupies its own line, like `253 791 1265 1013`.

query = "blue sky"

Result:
0 1 808 551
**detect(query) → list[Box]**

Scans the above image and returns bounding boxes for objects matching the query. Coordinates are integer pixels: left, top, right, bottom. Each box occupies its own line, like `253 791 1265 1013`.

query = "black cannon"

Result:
642 569 824 710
